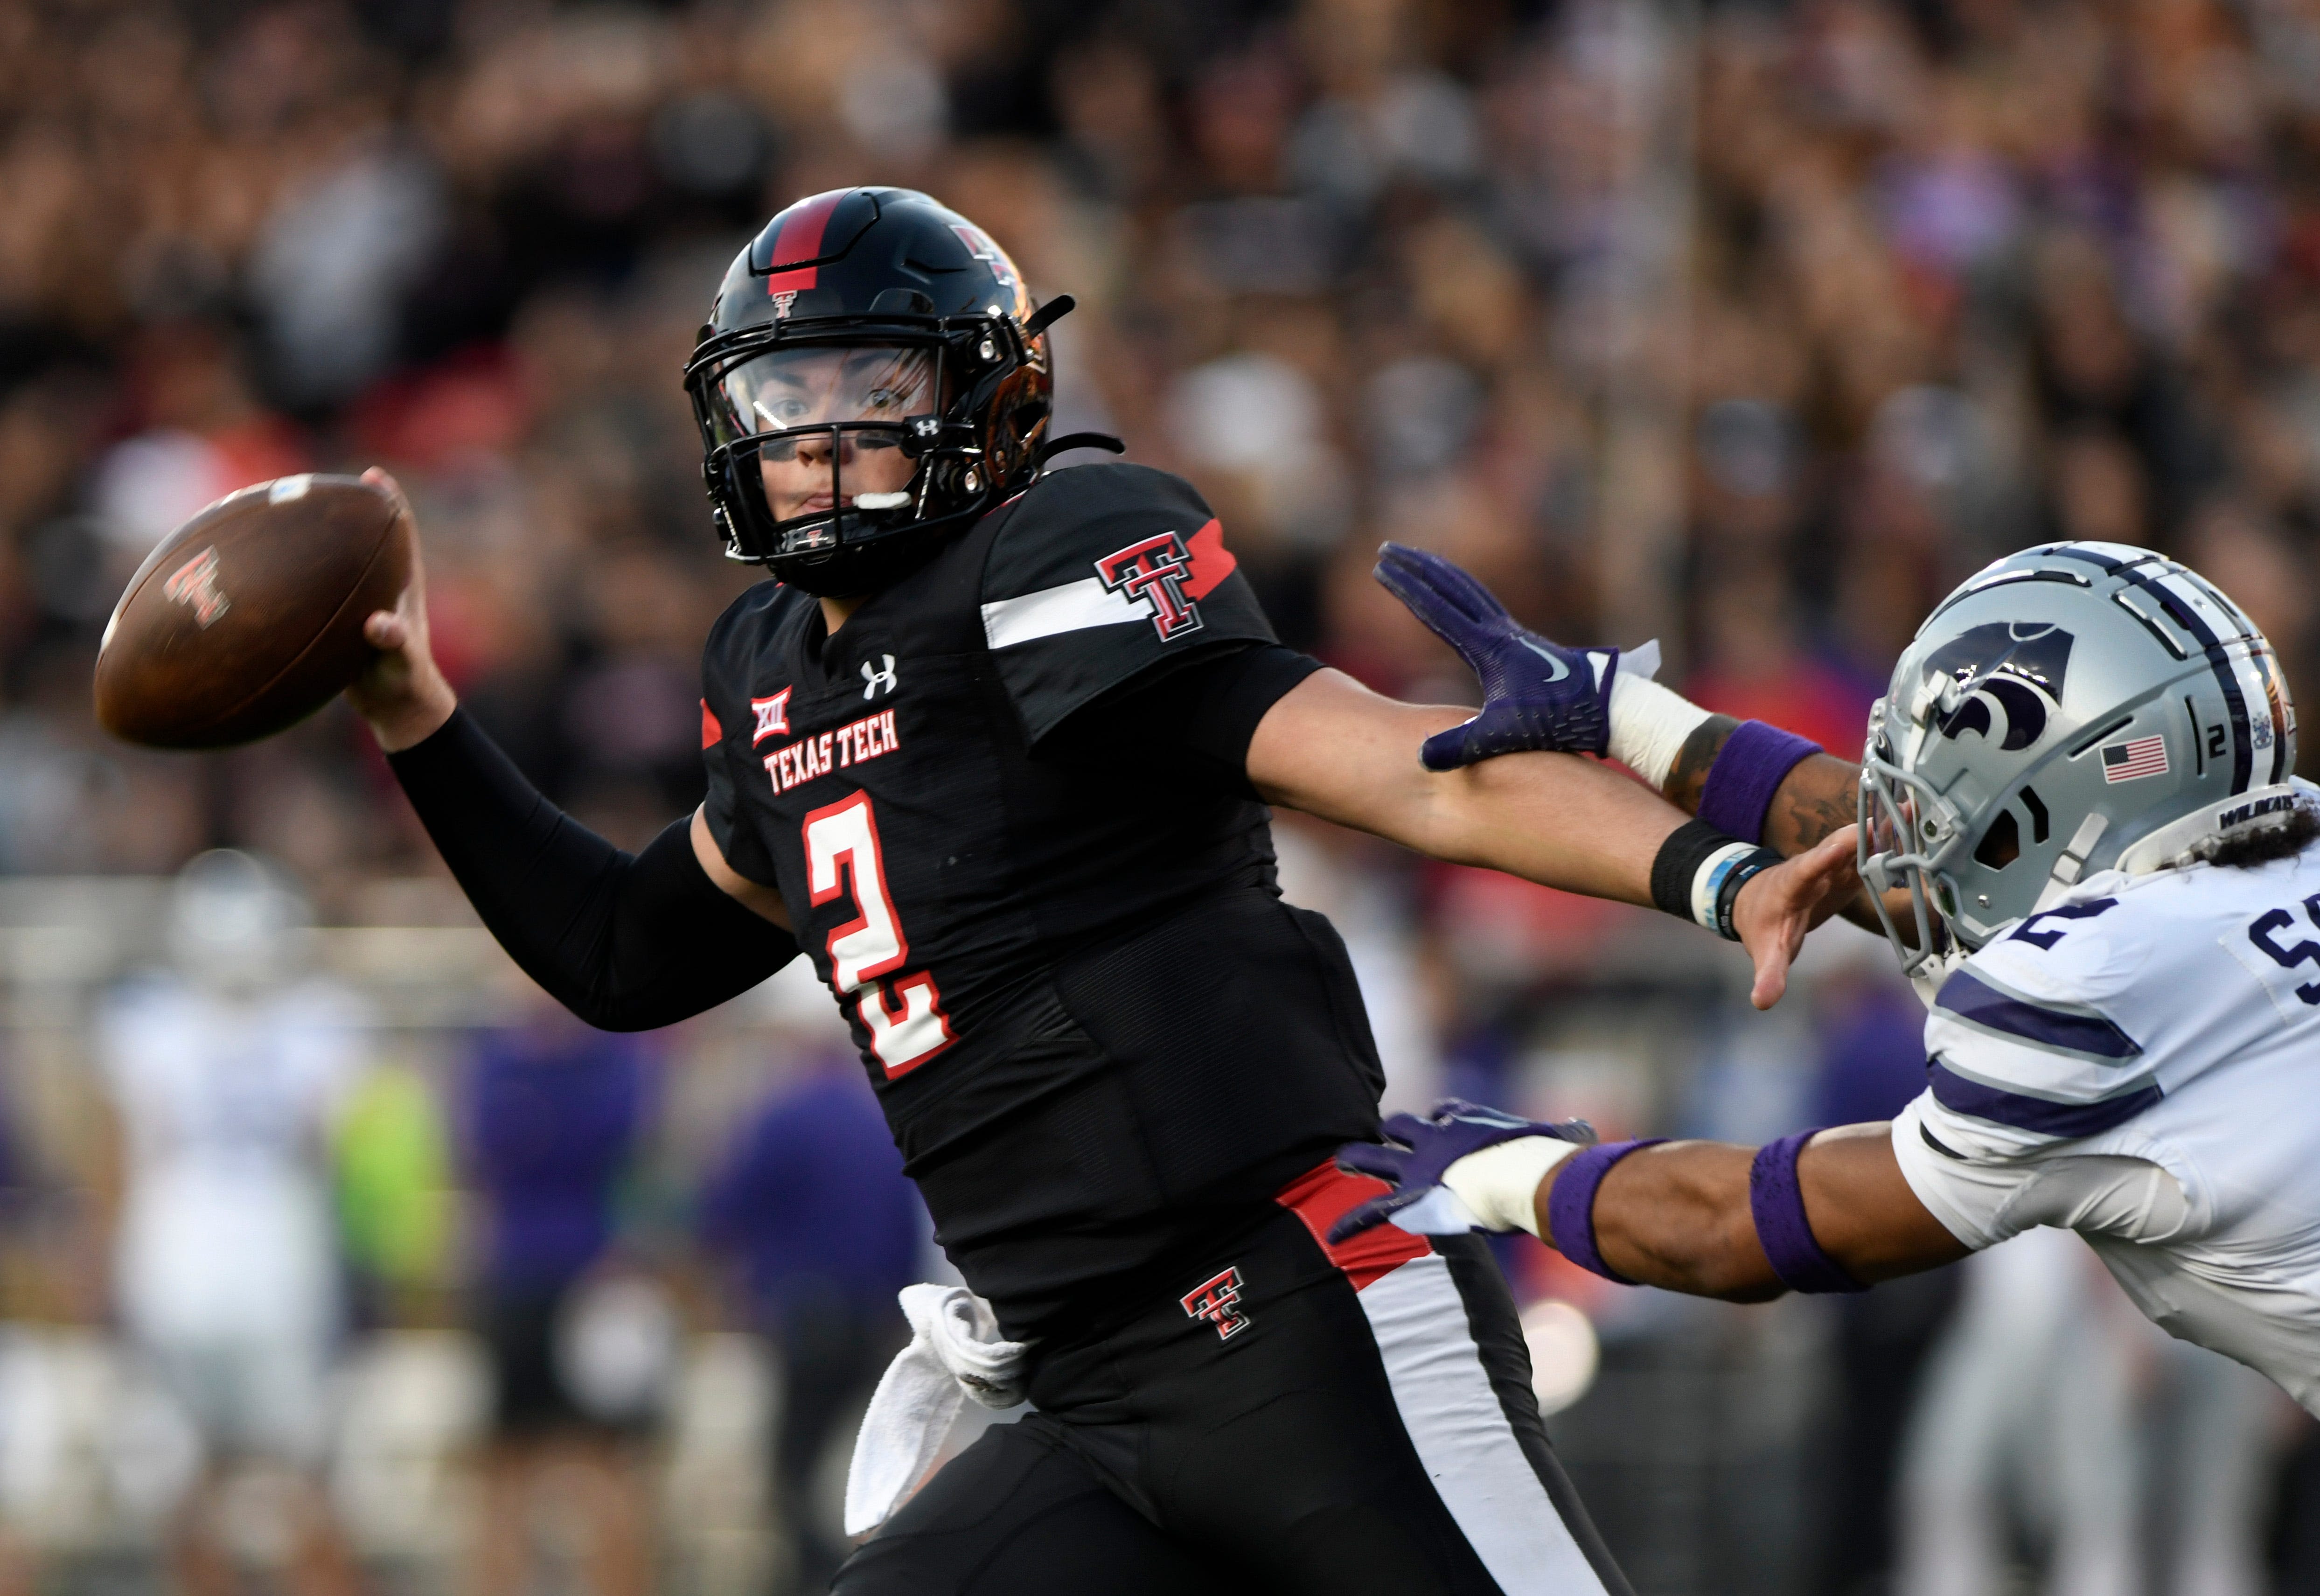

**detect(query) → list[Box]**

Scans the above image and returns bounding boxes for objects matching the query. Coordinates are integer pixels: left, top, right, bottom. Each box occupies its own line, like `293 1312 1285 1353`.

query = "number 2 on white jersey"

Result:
802 791 956 1077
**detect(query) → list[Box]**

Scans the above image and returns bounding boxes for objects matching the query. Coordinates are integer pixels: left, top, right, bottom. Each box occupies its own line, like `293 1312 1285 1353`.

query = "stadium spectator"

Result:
94 851 370 1596
461 998 661 1596
697 1049 925 1592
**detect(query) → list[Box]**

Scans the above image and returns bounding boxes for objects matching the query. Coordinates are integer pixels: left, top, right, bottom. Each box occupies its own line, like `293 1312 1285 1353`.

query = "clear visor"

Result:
707 343 947 530
1857 720 1966 980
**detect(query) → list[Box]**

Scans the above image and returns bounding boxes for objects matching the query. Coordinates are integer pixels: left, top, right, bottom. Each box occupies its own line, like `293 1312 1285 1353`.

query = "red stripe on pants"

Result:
1275 1159 1430 1290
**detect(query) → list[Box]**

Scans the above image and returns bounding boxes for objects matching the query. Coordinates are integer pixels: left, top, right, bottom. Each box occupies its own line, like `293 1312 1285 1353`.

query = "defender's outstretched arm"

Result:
1572 1126 1968 1298
1245 667 1860 1008
1330 1105 1968 1302
1366 542 1890 932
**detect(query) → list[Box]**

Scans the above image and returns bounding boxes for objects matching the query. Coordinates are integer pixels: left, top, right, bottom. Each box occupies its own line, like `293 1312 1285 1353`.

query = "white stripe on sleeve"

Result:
980 578 1148 649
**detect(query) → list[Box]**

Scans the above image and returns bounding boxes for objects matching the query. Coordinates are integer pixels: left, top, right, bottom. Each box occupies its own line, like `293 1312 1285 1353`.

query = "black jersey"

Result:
700 463 1385 1333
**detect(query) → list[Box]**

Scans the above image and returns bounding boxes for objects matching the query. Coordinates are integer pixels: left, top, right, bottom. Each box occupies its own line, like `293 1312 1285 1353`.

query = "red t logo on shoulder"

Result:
1096 532 1204 642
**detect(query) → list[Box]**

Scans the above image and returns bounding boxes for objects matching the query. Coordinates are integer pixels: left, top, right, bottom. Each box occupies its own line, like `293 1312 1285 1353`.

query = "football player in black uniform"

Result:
345 189 1854 1596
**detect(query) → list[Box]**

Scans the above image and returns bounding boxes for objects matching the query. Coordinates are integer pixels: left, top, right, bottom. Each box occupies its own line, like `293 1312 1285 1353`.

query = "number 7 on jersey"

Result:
802 791 957 1076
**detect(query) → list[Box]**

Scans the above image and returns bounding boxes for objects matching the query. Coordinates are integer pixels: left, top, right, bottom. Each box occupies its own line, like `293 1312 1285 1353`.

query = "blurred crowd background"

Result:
3 0 2320 1591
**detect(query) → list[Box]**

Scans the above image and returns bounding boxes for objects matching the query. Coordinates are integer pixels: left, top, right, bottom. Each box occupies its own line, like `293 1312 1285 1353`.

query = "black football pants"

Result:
831 1162 1632 1596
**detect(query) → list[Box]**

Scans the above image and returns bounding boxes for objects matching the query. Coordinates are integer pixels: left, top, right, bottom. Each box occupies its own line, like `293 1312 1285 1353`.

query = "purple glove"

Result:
1331 1099 1597 1243
1372 543 1652 770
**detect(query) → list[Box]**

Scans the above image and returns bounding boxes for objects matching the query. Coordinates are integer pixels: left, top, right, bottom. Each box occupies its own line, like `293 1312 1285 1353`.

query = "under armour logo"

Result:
751 689 793 745
1180 1266 1251 1342
861 655 899 699
1096 533 1203 642
163 546 229 627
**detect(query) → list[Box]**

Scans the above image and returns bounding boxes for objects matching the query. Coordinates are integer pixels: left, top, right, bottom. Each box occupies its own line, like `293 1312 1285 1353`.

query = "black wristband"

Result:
1649 818 1780 941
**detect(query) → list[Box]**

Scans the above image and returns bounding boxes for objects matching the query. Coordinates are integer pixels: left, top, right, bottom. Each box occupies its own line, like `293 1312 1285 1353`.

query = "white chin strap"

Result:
2027 811 2111 916
1906 945 1972 1011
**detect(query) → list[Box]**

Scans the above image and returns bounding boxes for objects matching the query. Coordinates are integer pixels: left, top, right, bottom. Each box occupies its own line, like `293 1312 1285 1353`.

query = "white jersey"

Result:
1892 841 2320 1413
98 976 367 1351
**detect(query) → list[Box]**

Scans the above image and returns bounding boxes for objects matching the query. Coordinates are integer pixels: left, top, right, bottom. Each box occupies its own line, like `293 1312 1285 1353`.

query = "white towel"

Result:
842 1284 1032 1536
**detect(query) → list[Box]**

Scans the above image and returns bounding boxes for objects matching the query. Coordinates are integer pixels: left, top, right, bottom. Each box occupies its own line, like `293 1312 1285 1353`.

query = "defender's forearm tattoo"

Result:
1662 715 1741 817
1763 754 1861 857
1664 718 1877 932
1663 719 1859 859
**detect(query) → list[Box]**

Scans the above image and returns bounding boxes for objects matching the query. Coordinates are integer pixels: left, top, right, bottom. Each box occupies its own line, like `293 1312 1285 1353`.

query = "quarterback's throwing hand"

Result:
1372 543 1651 770
344 467 457 753
1331 1101 1596 1243
1731 825 1861 1011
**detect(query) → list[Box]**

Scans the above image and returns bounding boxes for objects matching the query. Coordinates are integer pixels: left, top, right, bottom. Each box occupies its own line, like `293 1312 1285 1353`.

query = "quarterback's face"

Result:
728 346 937 523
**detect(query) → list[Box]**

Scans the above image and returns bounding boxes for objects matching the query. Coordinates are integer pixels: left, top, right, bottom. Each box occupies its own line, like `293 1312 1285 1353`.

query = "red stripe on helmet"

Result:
765 190 846 296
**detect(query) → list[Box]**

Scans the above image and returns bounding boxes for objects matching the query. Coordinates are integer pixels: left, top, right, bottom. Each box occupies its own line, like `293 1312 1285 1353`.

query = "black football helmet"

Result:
684 188 1072 596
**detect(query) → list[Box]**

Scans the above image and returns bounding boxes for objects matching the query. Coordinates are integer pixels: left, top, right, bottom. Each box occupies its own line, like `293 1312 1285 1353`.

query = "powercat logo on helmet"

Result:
1923 621 2076 751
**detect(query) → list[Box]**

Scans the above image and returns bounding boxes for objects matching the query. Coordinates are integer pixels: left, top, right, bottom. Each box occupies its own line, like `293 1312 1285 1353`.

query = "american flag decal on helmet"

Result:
2102 735 2169 782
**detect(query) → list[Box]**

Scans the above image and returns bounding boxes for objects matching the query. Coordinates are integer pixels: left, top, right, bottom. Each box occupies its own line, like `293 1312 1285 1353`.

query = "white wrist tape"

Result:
1607 672 1715 791
1441 1136 1585 1237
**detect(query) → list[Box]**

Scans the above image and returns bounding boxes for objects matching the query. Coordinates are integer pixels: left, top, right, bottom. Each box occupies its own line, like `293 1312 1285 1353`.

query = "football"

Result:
94 473 413 749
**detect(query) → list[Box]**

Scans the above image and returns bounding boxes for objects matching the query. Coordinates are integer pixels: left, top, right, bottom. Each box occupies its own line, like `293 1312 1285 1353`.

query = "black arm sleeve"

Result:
387 710 799 1031
1040 641 1324 797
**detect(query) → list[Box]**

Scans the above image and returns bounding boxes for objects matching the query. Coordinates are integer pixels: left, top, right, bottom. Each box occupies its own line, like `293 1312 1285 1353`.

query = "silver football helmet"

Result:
1860 541 2302 980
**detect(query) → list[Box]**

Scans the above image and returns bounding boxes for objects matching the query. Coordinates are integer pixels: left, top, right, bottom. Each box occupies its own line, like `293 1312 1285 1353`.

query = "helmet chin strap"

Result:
2029 812 2111 914
1909 952 1968 1011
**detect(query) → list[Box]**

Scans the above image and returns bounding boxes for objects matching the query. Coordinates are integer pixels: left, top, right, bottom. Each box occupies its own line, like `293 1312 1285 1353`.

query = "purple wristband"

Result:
1748 1131 1865 1294
1546 1138 1665 1284
1697 721 1822 846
